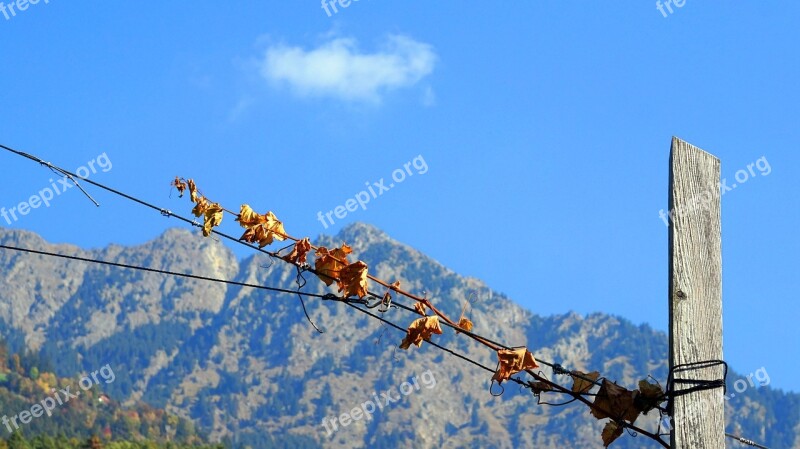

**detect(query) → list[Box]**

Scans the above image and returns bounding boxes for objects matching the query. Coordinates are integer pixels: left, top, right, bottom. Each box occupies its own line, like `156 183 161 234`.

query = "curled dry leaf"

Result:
531 381 554 395
637 379 663 399
492 348 539 384
238 208 287 248
283 237 312 265
172 177 187 197
202 203 223 237
635 379 664 414
399 316 443 350
414 302 428 316
339 261 369 298
236 204 264 228
591 380 639 424
456 317 473 334
457 298 473 332
382 280 401 305
188 179 199 203
601 421 624 447
314 244 353 286
192 196 209 217
572 370 601 394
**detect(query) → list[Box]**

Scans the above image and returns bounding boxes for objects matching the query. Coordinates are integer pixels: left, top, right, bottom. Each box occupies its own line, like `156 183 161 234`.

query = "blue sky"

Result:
1 2 798 392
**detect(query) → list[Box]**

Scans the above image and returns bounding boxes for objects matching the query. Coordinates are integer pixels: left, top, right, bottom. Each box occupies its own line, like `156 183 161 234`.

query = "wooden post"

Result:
668 137 725 448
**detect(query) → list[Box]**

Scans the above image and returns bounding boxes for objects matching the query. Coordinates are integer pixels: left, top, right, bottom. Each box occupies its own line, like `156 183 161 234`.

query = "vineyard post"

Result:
668 137 725 448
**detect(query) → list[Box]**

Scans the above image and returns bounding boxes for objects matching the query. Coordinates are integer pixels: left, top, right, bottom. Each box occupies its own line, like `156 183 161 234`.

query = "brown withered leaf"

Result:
382 280 401 304
572 370 601 394
202 203 223 237
638 379 663 399
601 421 624 447
456 317 473 334
531 381 554 395
458 297 473 331
262 211 286 241
238 211 287 248
331 244 352 261
492 348 539 384
239 226 260 245
314 244 353 286
188 179 199 203
399 316 442 350
236 204 265 228
172 177 187 197
192 197 209 217
283 238 312 265
635 379 664 414
591 380 639 424
339 261 369 298
414 302 428 316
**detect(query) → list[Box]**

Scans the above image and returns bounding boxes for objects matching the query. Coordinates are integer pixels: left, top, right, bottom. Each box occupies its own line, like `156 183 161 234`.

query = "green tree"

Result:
7 432 31 449
0 340 8 372
11 355 22 375
80 436 102 449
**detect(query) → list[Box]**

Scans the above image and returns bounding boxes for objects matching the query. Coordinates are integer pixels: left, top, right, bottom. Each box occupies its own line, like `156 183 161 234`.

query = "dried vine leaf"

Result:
188 179 199 203
591 380 639 423
339 261 369 298
637 379 663 399
635 379 664 414
458 297 473 331
456 317 473 334
284 237 312 265
531 381 554 395
314 244 352 286
382 280 401 304
239 211 287 248
572 370 600 394
236 204 264 228
172 177 187 197
192 197 209 217
601 421 624 447
202 203 223 237
399 316 442 349
414 302 428 316
492 348 539 384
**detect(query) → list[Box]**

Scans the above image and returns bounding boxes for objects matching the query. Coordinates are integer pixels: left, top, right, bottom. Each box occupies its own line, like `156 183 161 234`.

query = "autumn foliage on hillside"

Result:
0 340 207 446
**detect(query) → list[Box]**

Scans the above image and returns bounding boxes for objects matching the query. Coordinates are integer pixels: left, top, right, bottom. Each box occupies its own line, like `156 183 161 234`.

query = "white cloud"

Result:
260 35 436 103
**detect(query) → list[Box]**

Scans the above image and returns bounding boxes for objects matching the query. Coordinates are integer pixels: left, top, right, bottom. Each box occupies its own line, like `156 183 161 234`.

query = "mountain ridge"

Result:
0 223 796 448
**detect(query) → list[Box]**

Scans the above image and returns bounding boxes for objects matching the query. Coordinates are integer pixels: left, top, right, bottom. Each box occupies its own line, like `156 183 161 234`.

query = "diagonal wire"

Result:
725 433 770 449
6 144 772 449
0 244 329 299
0 242 501 378
0 144 673 446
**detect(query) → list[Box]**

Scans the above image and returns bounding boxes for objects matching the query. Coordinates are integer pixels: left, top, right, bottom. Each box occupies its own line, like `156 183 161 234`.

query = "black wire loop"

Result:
666 359 728 415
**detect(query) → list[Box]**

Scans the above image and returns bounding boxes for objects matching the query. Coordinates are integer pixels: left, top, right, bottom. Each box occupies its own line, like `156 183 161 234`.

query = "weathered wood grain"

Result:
668 137 725 449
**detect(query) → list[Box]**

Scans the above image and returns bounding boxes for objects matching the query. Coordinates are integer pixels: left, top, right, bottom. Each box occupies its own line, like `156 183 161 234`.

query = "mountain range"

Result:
0 223 796 448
